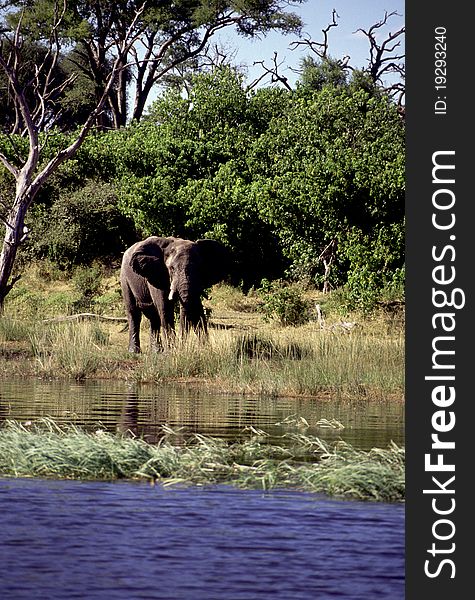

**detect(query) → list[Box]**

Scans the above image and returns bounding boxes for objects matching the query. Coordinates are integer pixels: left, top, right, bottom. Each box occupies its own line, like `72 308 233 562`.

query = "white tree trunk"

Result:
0 5 145 307
0 183 31 308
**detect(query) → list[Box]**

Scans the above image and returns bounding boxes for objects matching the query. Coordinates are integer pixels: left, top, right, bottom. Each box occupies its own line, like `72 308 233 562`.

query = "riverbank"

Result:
0 269 404 401
0 314 404 400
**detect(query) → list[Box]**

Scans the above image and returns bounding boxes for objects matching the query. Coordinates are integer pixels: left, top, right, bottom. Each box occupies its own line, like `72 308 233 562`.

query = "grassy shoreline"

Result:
0 316 404 401
0 418 405 502
0 270 405 401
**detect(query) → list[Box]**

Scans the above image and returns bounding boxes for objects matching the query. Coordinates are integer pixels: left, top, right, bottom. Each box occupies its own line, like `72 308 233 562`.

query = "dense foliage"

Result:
1 0 303 129
2 64 404 309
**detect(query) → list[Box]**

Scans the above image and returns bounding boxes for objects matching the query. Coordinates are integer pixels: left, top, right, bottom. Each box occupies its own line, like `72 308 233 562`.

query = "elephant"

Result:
120 236 230 352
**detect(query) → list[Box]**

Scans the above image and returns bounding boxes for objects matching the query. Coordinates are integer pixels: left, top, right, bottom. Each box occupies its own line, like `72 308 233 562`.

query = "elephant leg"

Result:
149 314 162 352
179 305 187 335
149 287 175 350
142 305 162 352
127 308 142 353
196 305 208 337
161 301 176 348
121 280 142 353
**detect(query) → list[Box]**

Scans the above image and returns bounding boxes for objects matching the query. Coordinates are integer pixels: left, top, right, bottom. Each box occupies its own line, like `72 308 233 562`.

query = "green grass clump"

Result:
0 316 32 343
0 419 404 502
30 322 108 379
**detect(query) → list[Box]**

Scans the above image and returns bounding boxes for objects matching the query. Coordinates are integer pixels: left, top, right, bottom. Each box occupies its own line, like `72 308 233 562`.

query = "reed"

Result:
0 419 404 502
0 315 32 343
29 322 108 379
132 327 404 399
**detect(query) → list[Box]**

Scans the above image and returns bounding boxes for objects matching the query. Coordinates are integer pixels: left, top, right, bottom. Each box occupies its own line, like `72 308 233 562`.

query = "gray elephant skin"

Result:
120 236 230 352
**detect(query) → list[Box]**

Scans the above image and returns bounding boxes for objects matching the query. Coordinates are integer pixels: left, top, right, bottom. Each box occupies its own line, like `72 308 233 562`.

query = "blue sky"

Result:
215 0 405 87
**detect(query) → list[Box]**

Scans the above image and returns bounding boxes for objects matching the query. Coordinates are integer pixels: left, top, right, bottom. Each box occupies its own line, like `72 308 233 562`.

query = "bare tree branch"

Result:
288 10 353 77
249 52 292 90
288 10 404 100
0 150 19 178
290 9 340 60
28 3 147 198
354 11 405 89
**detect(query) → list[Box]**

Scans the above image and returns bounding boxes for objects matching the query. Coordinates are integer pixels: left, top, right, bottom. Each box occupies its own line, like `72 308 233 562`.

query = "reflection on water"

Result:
0 378 404 449
0 477 404 600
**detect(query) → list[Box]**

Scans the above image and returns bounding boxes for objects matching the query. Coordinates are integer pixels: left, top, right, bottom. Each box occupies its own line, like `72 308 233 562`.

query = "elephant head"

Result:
121 236 230 351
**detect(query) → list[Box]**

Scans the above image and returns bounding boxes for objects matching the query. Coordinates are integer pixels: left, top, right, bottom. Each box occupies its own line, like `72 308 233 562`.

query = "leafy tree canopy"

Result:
1 0 304 129
28 64 402 303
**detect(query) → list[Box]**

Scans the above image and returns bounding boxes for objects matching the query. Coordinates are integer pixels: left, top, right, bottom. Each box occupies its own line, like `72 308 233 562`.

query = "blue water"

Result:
0 478 404 600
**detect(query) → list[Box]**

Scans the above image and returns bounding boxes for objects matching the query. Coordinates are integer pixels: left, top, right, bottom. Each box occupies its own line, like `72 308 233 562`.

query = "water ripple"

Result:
0 478 404 600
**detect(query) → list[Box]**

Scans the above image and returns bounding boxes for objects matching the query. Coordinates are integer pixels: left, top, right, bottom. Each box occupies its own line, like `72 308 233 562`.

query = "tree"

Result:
0 1 304 306
0 1 145 307
4 0 304 129
290 9 405 104
0 37 97 132
115 66 404 295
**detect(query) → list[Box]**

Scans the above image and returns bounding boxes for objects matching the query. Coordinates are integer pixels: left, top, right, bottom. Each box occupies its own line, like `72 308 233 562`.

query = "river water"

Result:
0 378 404 449
0 378 405 599
0 479 404 600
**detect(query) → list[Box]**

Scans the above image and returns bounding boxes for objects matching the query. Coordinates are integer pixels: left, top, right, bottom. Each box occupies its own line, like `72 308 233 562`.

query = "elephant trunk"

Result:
179 298 207 334
172 267 207 333
174 268 202 305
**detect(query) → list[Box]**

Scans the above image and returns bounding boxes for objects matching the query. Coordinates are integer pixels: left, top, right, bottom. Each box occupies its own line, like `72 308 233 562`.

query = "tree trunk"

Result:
0 191 29 309
132 76 155 123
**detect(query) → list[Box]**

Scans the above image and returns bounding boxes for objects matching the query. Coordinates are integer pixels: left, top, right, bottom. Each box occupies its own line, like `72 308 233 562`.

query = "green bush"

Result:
72 264 103 299
339 224 405 312
258 280 312 326
24 180 137 268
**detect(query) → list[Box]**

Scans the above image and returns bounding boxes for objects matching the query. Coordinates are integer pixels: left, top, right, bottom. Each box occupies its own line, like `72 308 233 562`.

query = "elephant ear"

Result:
195 239 231 288
130 246 169 290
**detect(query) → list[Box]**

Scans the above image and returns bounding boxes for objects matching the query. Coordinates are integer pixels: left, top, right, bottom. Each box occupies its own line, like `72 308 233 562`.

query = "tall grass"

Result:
1 304 404 399
1 270 404 399
29 322 109 380
0 315 32 343
132 328 404 399
0 419 405 502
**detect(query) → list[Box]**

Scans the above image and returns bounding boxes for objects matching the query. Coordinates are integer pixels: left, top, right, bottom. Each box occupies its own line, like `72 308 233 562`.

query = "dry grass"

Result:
0 270 404 400
0 310 404 399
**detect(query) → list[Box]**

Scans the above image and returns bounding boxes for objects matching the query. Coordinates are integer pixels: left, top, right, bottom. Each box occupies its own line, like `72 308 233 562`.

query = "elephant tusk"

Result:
168 279 177 301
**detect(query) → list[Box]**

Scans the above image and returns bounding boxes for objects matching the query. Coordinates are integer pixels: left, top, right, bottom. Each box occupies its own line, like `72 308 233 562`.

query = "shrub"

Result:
234 333 306 360
25 180 137 268
72 264 103 299
257 280 312 326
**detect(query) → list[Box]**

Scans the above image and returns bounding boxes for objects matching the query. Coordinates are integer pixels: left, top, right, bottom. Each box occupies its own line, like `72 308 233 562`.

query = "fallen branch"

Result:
42 313 127 324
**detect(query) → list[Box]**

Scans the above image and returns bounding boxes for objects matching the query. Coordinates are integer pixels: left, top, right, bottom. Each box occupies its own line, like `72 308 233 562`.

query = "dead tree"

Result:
249 52 293 90
0 1 145 308
354 11 405 103
318 238 337 294
289 10 352 74
289 9 404 103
